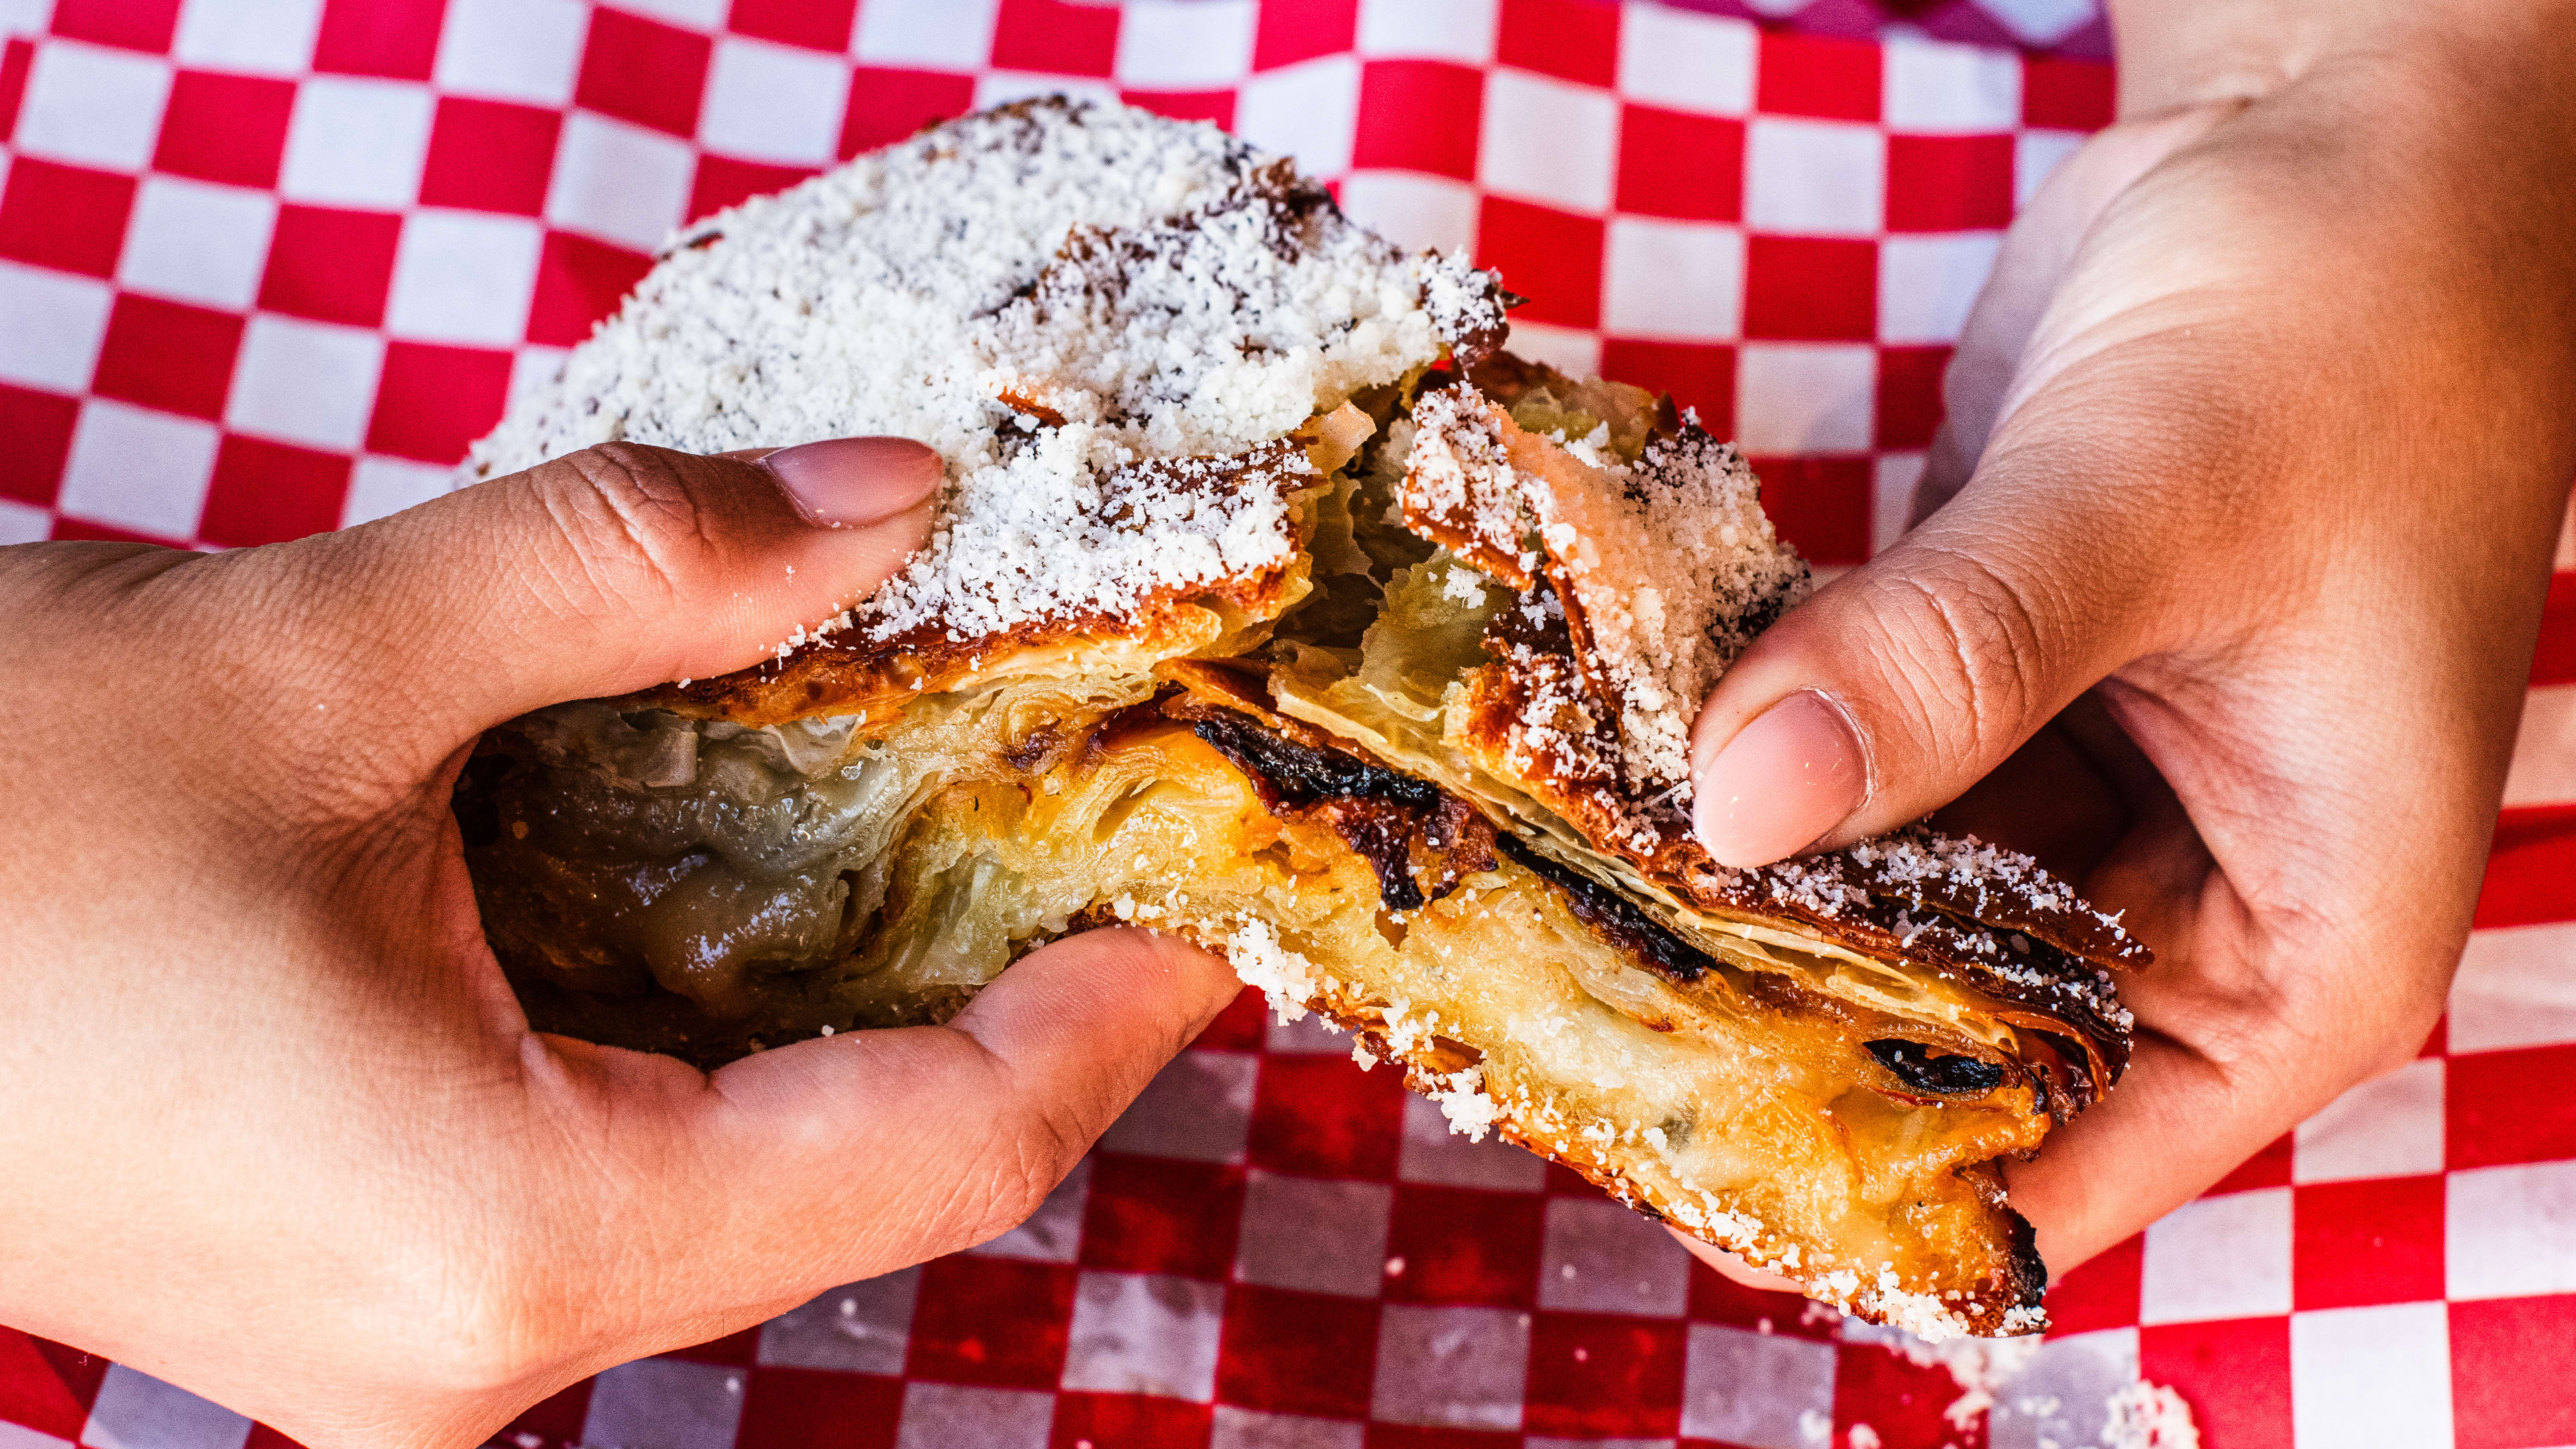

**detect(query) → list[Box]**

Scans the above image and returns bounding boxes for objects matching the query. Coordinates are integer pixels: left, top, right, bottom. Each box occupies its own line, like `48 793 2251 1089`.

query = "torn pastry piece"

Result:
455 98 2143 1340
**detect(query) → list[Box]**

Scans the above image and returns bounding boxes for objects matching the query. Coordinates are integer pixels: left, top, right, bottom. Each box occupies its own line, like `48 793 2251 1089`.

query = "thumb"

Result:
279 437 940 757
1688 463 2159 866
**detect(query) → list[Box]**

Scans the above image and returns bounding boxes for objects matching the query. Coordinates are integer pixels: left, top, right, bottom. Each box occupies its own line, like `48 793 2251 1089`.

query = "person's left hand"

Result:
0 437 1240 1448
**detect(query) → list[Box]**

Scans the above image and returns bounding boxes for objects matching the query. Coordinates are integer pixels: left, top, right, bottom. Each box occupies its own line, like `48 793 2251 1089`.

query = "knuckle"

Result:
533 443 726 614
1883 546 2056 763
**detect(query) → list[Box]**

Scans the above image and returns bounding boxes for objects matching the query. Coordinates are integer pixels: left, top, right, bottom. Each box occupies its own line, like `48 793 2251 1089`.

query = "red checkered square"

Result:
1523 1311 1684 1438
691 155 822 223
1747 453 1870 564
2023 55 2116 129
1248 1055 1403 1179
1 39 29 141
0 158 133 278
840 67 979 160
2209 1130 2297 1193
1195 987 1269 1054
492 1380 595 1449
198 433 351 547
259 204 403 326
2043 1230 2144 1337
2450 1295 2576 1449
1597 339 1732 435
1886 133 2016 231
991 0 1122 77
1253 0 1358 72
576 9 712 139
905 1254 1076 1389
1367 1424 1515 1448
669 1327 761 1366
2292 1176 2445 1311
1049 1392 1210 1448
2478 804 2576 928
313 0 446 80
1477 198 1602 328
48 0 180 54
0 384 77 508
735 1366 900 1449
0 1332 95 1440
365 340 512 464
1497 0 1619 88
91 293 243 419
154 70 297 189
1122 90 1234 129
526 230 654 347
2139 1317 2294 1449
1352 60 1483 180
1613 105 1741 221
1383 1185 1542 1308
1079 1155 1245 1279
1832 1335 1966 1448
1742 235 1874 341
419 97 560 215
1755 31 1879 122
730 0 859 54
1876 343 1949 447
1216 1285 1379 1419
2452 1043 2576 1169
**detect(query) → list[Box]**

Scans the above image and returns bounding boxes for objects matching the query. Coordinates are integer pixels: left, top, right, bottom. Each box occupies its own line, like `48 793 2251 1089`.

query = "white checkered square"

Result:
340 455 453 527
226 314 386 451
2504 682 2576 807
1265 1010 1350 1055
755 1267 920 1376
1502 320 1602 378
1615 5 1756 116
385 210 543 345
1373 1304 1529 1430
1481 68 1618 213
432 0 590 106
1232 55 1360 180
701 36 849 164
967 1155 1089 1263
1880 232 2001 344
1680 1323 1835 1449
1744 117 1884 236
2015 129 2085 209
0 259 111 392
0 499 50 547
1235 1171 1393 1297
615 0 727 25
975 73 1122 111
172 0 323 75
854 0 1000 70
894 1383 1052 1449
578 1357 744 1449
1872 451 1923 554
280 78 434 209
13 40 170 172
1881 36 2021 133
116 177 278 312
78 1365 248 1449
2290 1303 2454 1448
1210 1405 1364 1449
1985 1327 2139 1449
1603 216 1742 339
2139 1187 2293 1324
1735 343 1874 453
2447 1159 2576 1299
1397 1092 1546 1191
56 400 217 538
1116 0 1256 90
1336 170 1478 254
1539 1195 1690 1316
1061 1271 1227 1400
508 345 570 413
1356 0 1497 64
1096 1050 1256 1163
2451 920 2576 1053
545 111 696 252
2295 1057 2445 1184
1981 0 2098 45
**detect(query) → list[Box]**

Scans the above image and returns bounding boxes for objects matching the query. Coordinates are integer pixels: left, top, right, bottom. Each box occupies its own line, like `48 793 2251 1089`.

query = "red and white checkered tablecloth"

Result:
3 2 2572 1446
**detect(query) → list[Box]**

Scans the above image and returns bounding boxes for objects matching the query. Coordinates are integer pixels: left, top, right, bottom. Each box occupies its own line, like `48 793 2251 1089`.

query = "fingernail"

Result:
1692 690 1868 867
755 437 944 528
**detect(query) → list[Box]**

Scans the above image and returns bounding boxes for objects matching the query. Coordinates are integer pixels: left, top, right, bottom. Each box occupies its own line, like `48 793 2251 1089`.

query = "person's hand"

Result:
0 439 1240 1446
1682 0 2576 1286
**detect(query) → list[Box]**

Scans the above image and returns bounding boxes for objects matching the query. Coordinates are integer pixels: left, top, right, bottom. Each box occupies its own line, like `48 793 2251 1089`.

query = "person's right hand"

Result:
1683 0 2576 1281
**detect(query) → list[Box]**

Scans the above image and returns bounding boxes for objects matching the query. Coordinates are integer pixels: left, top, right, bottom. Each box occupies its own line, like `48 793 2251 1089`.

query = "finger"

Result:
1667 1228 1805 1296
264 437 942 759
533 928 1242 1316
1916 103 2237 524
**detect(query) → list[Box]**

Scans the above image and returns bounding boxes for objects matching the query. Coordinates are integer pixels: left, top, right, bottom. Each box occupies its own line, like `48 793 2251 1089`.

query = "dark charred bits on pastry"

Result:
1864 1038 2007 1096
1495 835 1717 984
1186 710 1495 912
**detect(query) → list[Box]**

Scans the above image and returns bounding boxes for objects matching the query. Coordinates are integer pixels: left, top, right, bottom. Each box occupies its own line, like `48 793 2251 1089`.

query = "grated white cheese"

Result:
467 98 1500 647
